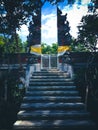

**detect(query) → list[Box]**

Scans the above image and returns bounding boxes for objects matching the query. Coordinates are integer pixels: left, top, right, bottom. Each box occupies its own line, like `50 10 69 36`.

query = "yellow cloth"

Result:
30 45 70 55
58 46 70 53
30 45 41 55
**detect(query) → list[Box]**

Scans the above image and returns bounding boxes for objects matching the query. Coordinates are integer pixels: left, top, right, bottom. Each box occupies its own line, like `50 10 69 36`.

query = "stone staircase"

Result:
13 70 96 130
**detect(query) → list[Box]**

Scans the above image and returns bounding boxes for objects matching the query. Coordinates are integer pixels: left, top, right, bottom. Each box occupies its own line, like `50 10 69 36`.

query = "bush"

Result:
0 69 25 129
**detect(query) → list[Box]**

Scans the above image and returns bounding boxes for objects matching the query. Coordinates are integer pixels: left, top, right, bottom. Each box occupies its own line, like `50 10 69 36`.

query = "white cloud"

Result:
17 24 29 42
41 11 57 45
62 4 88 38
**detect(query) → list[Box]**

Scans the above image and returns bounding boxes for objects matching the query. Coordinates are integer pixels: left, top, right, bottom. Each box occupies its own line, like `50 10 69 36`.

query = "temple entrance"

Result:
41 54 58 70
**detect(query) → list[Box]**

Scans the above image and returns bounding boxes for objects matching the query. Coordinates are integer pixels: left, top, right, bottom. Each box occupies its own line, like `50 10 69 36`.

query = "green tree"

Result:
41 43 51 54
9 34 26 53
77 14 98 52
51 43 58 54
0 36 4 45
70 39 89 52
0 36 5 56
41 43 58 54
0 34 26 54
22 41 28 53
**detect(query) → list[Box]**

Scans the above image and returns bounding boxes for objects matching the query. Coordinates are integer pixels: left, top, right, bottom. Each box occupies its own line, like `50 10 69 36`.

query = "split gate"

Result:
41 54 58 70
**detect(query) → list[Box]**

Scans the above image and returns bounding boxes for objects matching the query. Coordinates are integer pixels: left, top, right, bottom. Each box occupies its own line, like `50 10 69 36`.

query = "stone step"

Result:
32 72 69 76
26 91 79 96
33 71 62 73
20 102 85 111
18 110 90 120
23 96 81 103
27 86 77 91
29 78 72 82
39 70 60 72
31 75 69 79
29 81 74 86
13 119 96 130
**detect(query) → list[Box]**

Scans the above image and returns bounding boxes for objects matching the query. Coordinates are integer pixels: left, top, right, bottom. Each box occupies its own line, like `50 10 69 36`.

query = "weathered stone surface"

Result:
18 110 90 120
27 85 77 91
26 90 79 96
13 70 97 130
14 120 96 130
23 96 81 103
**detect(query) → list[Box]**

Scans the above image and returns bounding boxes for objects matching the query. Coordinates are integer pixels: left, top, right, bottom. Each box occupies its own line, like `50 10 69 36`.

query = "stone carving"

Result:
27 10 41 47
57 7 71 46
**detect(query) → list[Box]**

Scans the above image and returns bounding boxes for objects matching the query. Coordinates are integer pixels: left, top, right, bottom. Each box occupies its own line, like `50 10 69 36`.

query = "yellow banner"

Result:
58 46 70 53
30 45 41 55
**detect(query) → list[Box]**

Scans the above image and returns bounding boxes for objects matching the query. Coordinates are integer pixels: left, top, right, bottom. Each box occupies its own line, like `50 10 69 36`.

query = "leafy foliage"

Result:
0 36 4 45
0 35 27 55
70 39 89 52
41 43 58 54
77 14 98 52
0 69 25 129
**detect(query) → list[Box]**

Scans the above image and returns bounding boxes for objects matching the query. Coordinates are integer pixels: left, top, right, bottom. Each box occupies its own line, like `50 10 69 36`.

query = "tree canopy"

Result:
77 14 98 52
0 0 90 36
0 35 27 55
41 43 58 54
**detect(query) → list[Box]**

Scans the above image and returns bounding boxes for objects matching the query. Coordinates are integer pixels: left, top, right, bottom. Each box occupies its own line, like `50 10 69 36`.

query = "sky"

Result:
17 0 91 45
